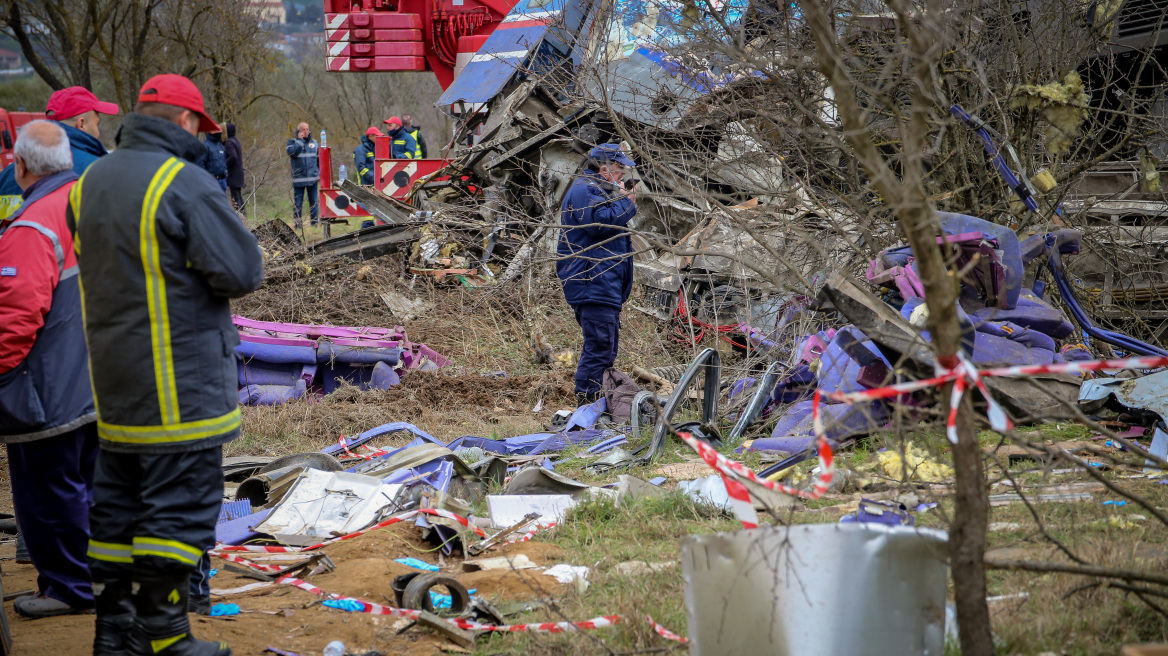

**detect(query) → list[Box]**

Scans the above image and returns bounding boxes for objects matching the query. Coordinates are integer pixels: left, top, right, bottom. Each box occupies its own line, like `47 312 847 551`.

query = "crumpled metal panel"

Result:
1079 368 1168 424
437 0 570 106
682 523 949 655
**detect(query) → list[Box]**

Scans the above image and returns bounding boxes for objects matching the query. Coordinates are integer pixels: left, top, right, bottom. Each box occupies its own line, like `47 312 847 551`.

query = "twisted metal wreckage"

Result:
256 0 1166 441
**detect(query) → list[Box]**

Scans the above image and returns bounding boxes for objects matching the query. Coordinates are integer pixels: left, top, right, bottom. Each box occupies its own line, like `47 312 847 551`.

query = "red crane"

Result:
318 0 518 224
322 0 517 88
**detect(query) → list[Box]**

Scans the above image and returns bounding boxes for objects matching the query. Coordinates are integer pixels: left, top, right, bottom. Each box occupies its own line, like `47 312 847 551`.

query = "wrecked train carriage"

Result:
632 201 866 342
429 0 808 236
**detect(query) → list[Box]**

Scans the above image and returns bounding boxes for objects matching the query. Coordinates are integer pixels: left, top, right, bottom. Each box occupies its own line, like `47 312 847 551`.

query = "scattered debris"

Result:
234 317 446 406
613 561 677 577
878 444 956 483
461 554 539 573
543 565 590 593
416 610 477 650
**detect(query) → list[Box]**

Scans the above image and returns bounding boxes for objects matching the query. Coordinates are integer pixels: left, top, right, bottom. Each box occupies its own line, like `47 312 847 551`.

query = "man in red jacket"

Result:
0 120 98 618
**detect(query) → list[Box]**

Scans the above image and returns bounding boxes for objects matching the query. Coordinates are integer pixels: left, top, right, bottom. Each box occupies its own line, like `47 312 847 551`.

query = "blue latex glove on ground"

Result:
323 599 365 612
394 557 439 571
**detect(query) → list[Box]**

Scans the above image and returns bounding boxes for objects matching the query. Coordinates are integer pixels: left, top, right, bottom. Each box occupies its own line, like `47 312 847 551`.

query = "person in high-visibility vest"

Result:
382 116 416 160
401 114 426 159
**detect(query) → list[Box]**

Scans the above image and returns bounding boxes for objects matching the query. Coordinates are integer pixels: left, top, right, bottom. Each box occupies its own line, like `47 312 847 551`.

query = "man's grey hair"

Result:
14 120 72 176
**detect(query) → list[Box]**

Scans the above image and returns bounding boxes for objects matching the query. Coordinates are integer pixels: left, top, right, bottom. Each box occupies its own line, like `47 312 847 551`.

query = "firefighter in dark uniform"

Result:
556 144 637 405
68 74 264 656
354 127 378 185
383 116 417 159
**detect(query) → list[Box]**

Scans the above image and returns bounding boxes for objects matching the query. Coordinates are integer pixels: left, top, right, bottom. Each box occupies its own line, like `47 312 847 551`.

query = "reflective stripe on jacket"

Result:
68 114 264 453
285 137 320 187
0 170 96 442
354 137 375 185
389 129 416 160
404 127 423 159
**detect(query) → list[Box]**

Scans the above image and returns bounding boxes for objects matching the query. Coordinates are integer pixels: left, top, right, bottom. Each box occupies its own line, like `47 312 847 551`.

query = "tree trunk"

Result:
948 387 995 654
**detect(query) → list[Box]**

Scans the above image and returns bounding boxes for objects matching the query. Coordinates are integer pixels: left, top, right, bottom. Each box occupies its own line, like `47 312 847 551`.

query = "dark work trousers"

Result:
190 554 211 602
292 183 319 227
7 422 98 608
572 303 621 397
229 187 245 213
87 446 223 580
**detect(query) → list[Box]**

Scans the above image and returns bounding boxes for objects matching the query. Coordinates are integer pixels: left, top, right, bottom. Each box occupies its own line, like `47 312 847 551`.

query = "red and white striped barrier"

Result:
214 551 285 572
646 615 689 644
816 353 1168 445
676 427 834 530
682 352 1168 529
505 521 555 544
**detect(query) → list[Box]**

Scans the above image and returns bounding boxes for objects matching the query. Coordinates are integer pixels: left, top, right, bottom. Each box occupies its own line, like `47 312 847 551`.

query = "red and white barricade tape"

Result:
213 551 286 572
646 615 689 644
505 521 556 544
680 352 1168 529
451 614 621 634
676 426 834 529
816 352 1168 445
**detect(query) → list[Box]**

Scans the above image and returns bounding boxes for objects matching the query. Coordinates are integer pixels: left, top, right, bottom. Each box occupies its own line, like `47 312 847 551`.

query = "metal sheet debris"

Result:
253 470 403 546
681 524 948 655
486 494 576 529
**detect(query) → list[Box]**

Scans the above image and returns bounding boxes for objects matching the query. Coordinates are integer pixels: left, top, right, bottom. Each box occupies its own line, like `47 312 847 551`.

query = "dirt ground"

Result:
2 507 573 656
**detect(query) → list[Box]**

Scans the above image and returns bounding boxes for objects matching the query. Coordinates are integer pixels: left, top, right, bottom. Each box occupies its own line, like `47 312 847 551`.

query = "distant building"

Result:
0 49 22 70
247 0 287 24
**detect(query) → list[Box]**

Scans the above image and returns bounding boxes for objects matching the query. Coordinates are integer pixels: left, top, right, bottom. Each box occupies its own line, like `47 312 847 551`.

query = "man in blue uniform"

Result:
286 122 319 227
556 144 637 405
198 129 228 191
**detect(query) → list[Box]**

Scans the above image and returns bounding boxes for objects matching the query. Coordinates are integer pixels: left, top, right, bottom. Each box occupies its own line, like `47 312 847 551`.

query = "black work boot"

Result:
131 569 231 656
575 391 601 407
94 577 136 656
187 594 211 616
14 532 30 564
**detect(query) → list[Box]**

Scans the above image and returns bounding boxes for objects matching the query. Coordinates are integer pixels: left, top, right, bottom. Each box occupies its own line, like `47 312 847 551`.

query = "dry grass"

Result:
231 255 730 457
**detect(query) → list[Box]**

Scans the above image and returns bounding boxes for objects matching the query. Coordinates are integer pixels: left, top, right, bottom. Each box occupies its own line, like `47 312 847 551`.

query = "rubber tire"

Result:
401 573 470 613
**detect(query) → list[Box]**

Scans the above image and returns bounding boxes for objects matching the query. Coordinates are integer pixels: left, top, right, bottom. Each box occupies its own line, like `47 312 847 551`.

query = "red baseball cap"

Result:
383 116 402 126
137 74 219 133
365 126 382 137
46 87 120 121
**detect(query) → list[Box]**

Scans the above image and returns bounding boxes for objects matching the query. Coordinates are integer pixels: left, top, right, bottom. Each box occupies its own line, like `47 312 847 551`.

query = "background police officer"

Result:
556 144 637 405
286 121 320 227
